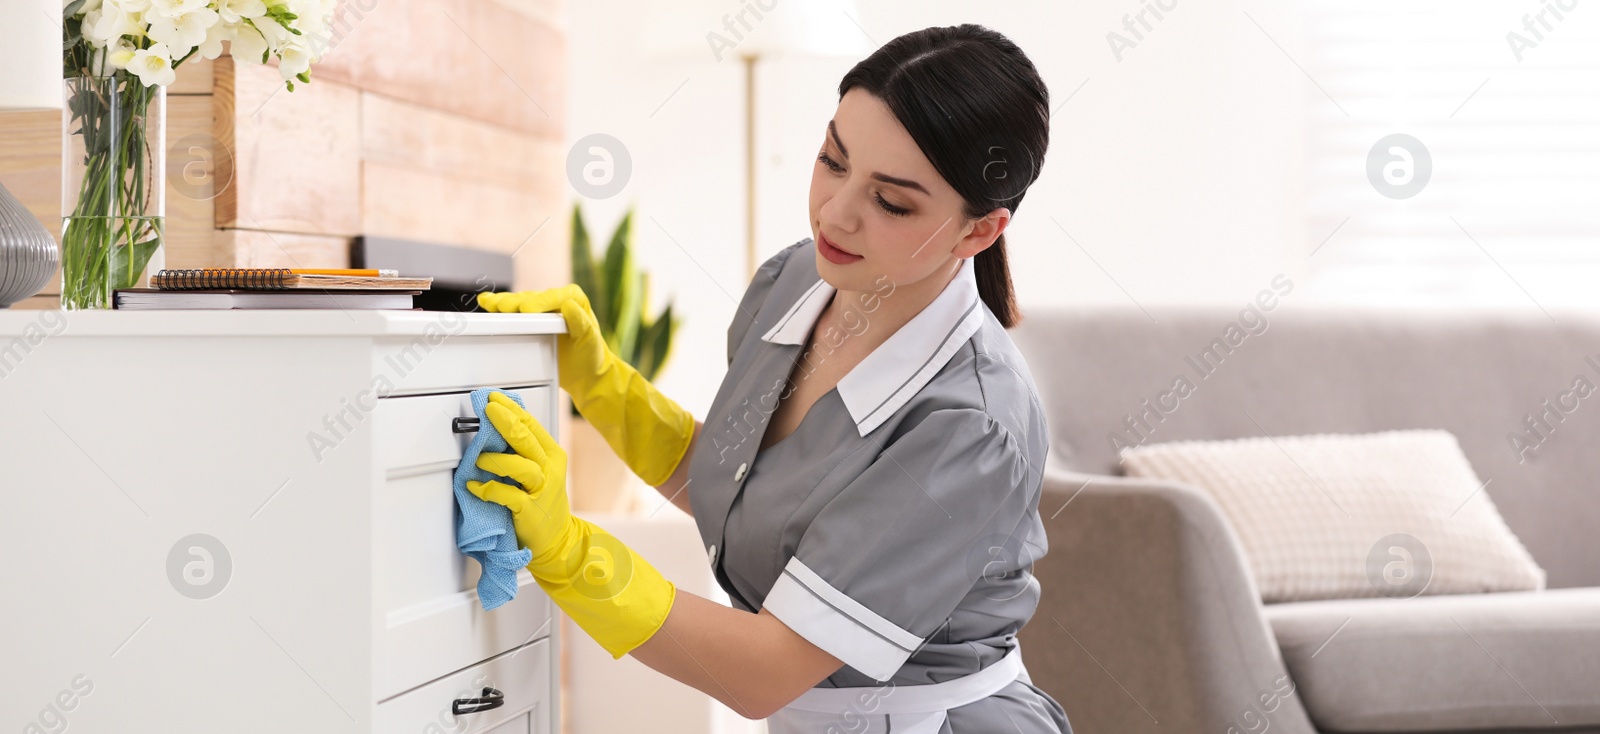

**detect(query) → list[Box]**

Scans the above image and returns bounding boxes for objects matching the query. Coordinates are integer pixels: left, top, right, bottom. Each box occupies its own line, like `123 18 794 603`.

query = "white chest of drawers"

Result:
0 309 564 734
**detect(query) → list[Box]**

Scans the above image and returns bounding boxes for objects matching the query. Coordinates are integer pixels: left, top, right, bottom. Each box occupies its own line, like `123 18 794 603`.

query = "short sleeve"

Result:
727 239 809 366
760 408 1038 681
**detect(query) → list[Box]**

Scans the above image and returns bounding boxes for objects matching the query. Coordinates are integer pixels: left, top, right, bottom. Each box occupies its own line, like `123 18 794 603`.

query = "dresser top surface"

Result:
0 309 567 337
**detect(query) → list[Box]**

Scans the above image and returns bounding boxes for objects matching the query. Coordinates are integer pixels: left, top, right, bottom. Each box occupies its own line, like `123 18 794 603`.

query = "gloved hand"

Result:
478 285 694 487
466 391 676 659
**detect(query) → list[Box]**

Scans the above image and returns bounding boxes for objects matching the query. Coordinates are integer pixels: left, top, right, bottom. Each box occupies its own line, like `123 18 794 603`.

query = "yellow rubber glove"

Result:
478 285 694 487
466 391 676 659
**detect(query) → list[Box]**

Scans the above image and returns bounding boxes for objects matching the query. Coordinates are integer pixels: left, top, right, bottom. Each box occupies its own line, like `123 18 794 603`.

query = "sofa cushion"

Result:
1119 429 1546 602
1264 588 1600 731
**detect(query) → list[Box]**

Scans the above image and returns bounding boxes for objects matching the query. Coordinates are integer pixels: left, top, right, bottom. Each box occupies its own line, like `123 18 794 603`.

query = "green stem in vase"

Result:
61 73 165 309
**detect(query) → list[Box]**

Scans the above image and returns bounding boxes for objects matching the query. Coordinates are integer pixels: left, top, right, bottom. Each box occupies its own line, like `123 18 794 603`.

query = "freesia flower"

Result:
195 20 232 60
230 22 270 62
125 42 176 87
105 38 139 69
66 0 329 91
146 6 219 58
147 0 206 18
215 0 266 25
85 3 145 45
286 0 330 31
277 39 314 82
81 7 104 41
253 14 291 49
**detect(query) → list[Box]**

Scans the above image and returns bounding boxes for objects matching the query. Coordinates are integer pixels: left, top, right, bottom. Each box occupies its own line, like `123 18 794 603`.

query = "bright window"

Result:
1300 0 1600 309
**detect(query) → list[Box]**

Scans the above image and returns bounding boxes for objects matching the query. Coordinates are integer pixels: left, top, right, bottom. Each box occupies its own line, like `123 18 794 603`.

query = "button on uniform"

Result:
707 544 718 566
734 462 748 482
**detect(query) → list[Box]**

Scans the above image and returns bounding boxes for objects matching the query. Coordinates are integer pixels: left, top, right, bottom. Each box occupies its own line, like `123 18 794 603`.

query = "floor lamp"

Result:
0 0 62 308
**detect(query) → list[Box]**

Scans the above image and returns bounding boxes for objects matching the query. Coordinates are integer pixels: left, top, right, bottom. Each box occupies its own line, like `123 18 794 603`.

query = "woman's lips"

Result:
817 232 863 264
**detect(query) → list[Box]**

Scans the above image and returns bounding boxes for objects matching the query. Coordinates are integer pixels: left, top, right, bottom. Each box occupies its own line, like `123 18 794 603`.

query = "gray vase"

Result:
0 182 58 309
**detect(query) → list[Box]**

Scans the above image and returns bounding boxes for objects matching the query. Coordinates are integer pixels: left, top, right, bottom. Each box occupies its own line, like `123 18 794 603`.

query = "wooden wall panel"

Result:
361 162 563 253
214 58 361 236
360 87 566 258
311 0 565 136
488 0 565 26
0 110 63 240
222 229 352 269
361 92 562 191
170 57 214 95
165 95 227 270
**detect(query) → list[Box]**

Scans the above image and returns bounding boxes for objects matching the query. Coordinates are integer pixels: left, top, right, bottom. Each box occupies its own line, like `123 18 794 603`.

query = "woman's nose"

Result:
818 192 862 234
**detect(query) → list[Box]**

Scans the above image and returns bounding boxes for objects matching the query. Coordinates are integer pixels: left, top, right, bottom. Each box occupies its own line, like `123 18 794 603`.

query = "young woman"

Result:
473 23 1069 734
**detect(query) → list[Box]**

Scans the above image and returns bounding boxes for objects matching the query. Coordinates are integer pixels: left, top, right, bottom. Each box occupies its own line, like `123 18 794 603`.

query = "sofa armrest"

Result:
1020 465 1318 734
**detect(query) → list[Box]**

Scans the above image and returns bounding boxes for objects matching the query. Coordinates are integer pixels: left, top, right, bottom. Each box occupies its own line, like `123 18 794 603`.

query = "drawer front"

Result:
376 639 552 734
373 388 559 700
374 385 555 476
483 711 534 734
371 333 556 396
374 469 556 701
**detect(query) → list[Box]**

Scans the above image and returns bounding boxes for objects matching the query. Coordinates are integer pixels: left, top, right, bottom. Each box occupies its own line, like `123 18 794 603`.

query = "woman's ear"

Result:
953 207 1011 259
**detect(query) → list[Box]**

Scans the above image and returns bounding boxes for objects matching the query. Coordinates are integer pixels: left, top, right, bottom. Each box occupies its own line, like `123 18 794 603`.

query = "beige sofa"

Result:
1012 304 1600 734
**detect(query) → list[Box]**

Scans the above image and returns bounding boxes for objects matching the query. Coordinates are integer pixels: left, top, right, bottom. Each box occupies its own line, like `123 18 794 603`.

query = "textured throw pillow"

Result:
1119 429 1546 603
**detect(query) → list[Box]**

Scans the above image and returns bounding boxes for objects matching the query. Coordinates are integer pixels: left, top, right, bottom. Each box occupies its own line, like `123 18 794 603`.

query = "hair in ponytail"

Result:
837 24 1050 328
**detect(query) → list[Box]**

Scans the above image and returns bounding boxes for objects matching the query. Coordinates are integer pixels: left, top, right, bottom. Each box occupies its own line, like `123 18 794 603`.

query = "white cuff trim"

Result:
761 556 922 681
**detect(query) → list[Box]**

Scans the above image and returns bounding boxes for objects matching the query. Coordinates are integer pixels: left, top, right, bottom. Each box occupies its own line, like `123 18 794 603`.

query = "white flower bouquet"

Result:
58 0 336 309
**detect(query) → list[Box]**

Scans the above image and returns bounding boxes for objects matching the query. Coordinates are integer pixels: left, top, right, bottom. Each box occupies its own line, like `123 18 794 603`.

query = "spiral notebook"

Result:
151 267 433 291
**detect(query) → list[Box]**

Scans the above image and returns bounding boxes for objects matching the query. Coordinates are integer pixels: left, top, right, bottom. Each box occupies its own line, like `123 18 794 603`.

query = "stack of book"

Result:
114 268 434 310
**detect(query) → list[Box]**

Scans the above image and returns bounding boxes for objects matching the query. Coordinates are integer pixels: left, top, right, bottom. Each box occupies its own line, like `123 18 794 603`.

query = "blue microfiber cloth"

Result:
453 387 535 611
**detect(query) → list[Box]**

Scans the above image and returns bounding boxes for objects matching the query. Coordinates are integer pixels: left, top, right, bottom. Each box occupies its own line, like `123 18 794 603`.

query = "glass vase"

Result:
60 73 166 310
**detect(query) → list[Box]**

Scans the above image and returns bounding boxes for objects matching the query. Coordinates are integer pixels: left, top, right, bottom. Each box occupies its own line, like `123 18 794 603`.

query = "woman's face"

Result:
809 87 1008 292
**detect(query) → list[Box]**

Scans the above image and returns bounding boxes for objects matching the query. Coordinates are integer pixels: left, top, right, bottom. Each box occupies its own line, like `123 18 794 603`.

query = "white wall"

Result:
567 0 1310 420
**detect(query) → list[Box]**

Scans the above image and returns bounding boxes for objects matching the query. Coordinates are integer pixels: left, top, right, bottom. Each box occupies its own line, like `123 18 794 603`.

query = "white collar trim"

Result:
760 256 984 436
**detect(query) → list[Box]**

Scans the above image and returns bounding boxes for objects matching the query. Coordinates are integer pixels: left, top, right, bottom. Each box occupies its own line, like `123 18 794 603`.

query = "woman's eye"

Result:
817 151 909 217
875 193 910 217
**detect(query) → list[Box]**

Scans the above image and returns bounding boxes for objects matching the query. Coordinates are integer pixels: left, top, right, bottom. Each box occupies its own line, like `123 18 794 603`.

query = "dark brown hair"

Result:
838 24 1050 328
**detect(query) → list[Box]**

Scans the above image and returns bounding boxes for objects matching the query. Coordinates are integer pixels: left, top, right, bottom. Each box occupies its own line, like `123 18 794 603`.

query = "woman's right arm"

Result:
648 418 701 518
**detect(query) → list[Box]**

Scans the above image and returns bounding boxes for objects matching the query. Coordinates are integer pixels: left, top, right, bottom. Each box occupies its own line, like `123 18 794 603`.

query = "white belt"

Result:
767 644 1029 734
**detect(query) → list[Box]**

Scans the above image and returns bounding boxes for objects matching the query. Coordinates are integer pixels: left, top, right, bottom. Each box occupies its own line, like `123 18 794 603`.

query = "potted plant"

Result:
565 202 682 515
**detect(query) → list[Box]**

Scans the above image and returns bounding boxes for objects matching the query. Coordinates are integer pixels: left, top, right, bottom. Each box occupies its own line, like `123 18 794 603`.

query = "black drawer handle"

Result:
452 417 480 434
452 686 504 715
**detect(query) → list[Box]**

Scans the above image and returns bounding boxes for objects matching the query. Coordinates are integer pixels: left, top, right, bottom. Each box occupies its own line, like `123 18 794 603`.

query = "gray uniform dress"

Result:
687 238 1072 734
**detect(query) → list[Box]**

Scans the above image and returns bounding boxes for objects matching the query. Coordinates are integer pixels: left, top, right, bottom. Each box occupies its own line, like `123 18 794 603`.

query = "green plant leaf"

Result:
636 301 675 381
568 204 678 375
618 269 645 361
655 303 681 379
570 202 599 319
627 270 646 353
637 269 653 326
110 237 162 290
600 210 639 359
629 271 654 371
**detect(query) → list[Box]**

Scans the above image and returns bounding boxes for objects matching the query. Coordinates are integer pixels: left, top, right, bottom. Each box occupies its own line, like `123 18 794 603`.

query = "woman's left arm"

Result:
629 591 845 720
647 419 701 519
468 391 840 720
